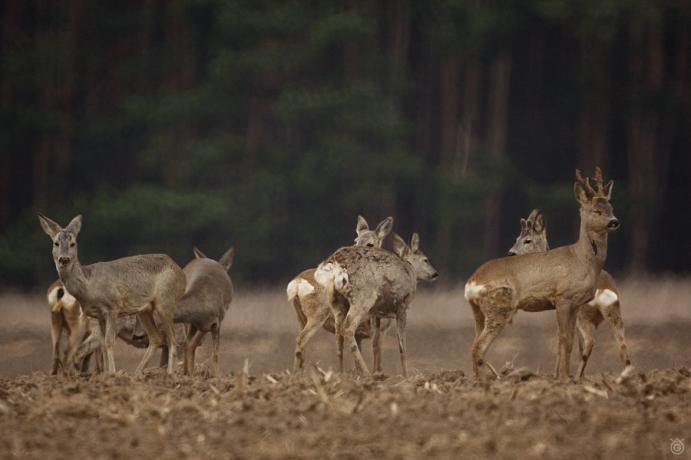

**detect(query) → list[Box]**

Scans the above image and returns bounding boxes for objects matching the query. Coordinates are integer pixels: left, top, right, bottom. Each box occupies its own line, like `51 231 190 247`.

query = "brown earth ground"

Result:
0 277 690 459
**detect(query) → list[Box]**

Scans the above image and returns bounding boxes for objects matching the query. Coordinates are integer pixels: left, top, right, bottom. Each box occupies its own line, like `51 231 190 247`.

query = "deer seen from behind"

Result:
508 208 631 378
465 168 619 381
174 246 235 377
46 280 93 374
38 214 185 375
288 215 393 372
317 232 438 376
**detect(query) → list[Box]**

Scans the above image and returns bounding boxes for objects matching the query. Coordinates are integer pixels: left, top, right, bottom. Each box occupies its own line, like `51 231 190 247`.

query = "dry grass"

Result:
0 276 690 377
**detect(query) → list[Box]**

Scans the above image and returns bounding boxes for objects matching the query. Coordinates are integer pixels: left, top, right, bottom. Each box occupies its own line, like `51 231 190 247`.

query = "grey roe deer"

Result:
174 246 235 377
508 208 631 378
288 215 393 372
38 214 185 374
464 168 619 381
317 232 438 376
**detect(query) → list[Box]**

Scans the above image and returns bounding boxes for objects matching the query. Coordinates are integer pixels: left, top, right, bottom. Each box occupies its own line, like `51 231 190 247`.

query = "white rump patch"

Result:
286 279 299 300
48 285 77 312
287 278 316 300
47 287 60 306
314 262 349 292
464 281 486 301
590 288 618 307
61 290 77 309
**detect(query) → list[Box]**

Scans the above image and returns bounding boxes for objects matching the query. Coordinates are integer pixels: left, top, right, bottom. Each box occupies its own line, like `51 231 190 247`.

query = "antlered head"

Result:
508 209 549 256
574 167 619 234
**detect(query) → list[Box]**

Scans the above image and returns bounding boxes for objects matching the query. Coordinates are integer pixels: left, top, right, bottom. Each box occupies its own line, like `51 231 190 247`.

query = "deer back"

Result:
74 254 185 315
322 246 416 311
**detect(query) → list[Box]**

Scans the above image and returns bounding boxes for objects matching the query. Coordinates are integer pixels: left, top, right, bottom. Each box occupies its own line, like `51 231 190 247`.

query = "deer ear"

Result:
574 182 589 205
219 246 235 271
375 216 393 239
38 214 61 239
520 218 528 231
604 180 614 200
65 215 82 236
356 215 369 235
193 247 207 259
410 232 420 252
391 233 410 258
533 211 545 233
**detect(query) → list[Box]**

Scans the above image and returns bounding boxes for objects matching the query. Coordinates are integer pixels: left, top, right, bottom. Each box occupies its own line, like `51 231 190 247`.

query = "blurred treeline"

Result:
1 0 690 288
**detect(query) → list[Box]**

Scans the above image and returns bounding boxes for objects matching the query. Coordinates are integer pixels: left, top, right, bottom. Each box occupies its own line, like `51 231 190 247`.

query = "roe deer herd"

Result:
38 167 629 381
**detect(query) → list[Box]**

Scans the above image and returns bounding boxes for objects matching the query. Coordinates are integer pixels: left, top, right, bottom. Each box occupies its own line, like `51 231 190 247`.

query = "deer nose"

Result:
431 272 439 280
58 256 71 266
607 218 620 230
507 250 517 256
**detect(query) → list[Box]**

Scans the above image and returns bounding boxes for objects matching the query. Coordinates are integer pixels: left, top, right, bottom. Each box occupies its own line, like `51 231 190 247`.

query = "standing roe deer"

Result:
288 215 393 372
38 214 185 374
317 232 438 376
508 208 631 378
174 246 235 377
465 168 619 381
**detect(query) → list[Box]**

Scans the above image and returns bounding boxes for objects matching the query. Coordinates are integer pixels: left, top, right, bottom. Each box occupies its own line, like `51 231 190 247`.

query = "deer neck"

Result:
58 257 89 299
574 215 608 273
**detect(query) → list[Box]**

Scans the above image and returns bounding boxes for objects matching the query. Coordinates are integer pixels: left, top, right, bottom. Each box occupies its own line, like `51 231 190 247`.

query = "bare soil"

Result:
0 280 689 459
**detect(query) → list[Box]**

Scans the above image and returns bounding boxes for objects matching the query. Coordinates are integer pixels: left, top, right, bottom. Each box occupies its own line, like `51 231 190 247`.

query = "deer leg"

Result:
183 325 197 375
154 300 178 375
102 311 117 373
135 310 163 375
185 329 205 375
372 316 382 373
330 310 346 373
576 316 596 379
293 314 327 371
471 308 509 380
342 303 372 375
211 325 221 378
601 301 631 369
395 311 409 377
50 312 63 375
65 323 86 375
555 303 577 382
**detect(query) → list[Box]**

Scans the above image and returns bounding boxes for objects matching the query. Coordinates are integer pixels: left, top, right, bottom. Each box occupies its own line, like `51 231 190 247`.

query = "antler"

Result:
575 169 595 197
592 166 608 196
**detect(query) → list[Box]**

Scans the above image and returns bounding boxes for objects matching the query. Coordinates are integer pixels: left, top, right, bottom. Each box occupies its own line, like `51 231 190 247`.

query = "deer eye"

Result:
70 242 75 248
524 239 532 244
54 242 59 247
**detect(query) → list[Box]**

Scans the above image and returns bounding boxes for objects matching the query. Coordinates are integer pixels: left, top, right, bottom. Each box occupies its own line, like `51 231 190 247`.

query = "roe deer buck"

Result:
288 215 393 371
317 232 438 376
508 208 631 378
465 168 619 381
47 280 93 374
38 214 185 374
174 246 235 377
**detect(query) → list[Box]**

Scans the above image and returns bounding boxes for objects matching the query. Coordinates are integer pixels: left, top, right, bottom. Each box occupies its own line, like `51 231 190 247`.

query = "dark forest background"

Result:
1 0 689 288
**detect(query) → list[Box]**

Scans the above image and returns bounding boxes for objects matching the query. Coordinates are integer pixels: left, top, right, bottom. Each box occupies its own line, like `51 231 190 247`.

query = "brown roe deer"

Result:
508 208 631 378
464 168 619 381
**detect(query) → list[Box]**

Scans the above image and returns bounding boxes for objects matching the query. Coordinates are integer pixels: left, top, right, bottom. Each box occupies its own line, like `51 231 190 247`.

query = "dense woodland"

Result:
1 0 689 288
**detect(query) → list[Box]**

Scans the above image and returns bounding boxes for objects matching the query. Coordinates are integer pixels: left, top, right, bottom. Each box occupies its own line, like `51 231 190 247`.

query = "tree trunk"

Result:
580 45 609 171
483 53 512 258
627 27 663 273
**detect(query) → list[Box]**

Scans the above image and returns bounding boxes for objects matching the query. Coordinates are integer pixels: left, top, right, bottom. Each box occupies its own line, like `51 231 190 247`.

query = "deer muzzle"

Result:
58 256 71 266
607 218 620 230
